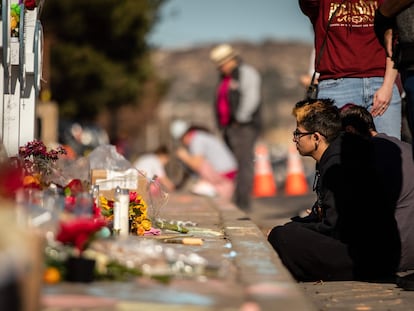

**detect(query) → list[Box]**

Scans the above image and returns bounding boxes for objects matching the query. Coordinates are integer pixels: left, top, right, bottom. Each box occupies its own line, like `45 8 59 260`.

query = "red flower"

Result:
64 179 84 197
92 202 102 218
56 218 107 254
64 195 76 213
0 161 24 199
24 0 36 10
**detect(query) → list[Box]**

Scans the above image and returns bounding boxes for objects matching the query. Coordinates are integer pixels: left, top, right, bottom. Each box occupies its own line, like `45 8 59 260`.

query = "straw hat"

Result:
209 44 238 66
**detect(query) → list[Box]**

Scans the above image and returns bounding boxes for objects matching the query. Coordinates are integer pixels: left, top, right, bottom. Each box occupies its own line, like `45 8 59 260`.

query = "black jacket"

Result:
293 132 401 278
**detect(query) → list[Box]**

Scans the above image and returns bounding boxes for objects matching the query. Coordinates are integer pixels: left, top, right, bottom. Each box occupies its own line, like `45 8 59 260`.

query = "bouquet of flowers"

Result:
18 140 67 188
55 217 108 257
99 191 152 236
24 0 37 10
10 1 39 39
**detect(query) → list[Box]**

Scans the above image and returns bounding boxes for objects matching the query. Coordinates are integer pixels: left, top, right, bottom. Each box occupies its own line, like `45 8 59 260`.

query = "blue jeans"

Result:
318 77 402 139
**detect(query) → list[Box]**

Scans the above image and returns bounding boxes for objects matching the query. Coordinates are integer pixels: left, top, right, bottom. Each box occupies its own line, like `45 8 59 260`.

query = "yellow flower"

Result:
141 219 151 231
134 215 144 223
43 267 61 284
100 192 152 235
99 196 111 210
23 174 40 187
137 226 146 236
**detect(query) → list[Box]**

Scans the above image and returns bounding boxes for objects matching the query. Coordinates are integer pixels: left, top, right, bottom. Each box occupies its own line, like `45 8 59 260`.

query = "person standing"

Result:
374 0 414 152
299 0 402 139
209 44 262 211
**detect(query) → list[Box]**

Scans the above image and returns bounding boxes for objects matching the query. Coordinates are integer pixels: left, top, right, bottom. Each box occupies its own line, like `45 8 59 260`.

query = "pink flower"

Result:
130 191 137 202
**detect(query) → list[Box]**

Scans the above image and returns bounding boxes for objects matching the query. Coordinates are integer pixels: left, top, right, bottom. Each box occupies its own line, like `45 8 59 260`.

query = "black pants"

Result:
224 124 259 211
268 222 355 281
268 221 400 282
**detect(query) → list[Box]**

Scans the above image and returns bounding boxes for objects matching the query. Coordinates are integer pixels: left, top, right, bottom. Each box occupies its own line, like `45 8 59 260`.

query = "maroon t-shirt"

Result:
300 0 387 80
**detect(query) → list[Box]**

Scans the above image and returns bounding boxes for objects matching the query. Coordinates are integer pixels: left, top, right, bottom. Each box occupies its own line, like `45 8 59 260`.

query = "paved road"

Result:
250 193 314 234
249 193 414 311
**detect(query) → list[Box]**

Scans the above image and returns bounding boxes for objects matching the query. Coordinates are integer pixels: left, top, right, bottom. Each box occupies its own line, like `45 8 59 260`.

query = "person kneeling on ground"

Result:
267 98 400 282
175 125 237 201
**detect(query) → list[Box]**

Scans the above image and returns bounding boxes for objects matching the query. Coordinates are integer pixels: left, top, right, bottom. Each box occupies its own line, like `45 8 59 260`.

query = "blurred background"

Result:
36 0 315 188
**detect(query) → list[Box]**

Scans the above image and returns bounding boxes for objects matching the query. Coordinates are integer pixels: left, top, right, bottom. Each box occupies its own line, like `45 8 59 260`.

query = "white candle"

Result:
114 187 130 237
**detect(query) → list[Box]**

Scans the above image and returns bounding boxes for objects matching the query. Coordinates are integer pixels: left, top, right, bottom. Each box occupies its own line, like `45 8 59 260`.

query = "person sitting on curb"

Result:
340 103 414 290
267 98 400 282
175 124 237 201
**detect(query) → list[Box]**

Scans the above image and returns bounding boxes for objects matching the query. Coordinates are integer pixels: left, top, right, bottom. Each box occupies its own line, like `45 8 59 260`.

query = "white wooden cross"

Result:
0 0 44 156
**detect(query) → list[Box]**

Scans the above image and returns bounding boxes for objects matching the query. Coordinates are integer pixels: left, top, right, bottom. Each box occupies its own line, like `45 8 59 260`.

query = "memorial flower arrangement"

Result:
11 141 172 284
24 0 37 10
99 191 152 236
18 140 66 188
55 217 108 257
10 1 38 38
10 4 20 37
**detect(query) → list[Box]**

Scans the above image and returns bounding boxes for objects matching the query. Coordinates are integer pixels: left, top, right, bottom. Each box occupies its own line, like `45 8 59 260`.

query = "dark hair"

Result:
154 145 170 155
185 125 211 133
179 124 213 144
340 103 376 139
292 98 341 143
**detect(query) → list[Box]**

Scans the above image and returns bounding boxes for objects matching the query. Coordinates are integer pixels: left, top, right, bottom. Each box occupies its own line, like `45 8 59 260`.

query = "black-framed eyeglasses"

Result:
293 129 315 139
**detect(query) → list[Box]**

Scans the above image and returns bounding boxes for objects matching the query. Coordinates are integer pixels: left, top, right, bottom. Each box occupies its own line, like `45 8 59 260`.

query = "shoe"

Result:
396 270 414 291
191 181 217 197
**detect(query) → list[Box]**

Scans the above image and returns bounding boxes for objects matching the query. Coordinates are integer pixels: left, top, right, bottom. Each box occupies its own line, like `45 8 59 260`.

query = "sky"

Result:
148 0 314 49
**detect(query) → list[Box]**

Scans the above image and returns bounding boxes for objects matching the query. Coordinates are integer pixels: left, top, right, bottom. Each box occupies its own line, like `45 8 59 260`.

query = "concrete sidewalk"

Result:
249 193 414 311
42 191 316 310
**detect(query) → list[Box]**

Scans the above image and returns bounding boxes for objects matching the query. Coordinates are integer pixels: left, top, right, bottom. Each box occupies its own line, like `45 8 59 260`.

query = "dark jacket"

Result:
395 5 414 71
293 132 401 278
292 133 343 237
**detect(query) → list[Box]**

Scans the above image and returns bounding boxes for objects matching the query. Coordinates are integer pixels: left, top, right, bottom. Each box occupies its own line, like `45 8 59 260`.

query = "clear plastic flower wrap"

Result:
89 237 208 278
139 172 169 221
87 144 169 223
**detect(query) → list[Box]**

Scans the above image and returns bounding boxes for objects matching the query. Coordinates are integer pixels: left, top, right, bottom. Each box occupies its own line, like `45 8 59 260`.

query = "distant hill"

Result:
151 40 313 147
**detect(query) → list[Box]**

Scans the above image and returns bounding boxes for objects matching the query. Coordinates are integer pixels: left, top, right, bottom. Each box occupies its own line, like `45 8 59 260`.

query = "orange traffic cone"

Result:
252 142 277 197
285 144 309 196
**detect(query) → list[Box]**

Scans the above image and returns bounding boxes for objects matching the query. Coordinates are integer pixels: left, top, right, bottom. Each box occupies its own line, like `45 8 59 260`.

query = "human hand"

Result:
176 147 189 161
371 86 392 117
